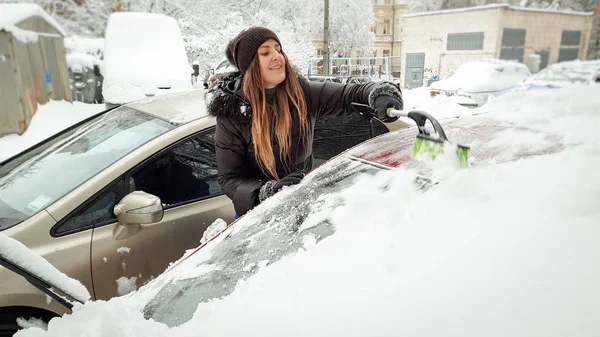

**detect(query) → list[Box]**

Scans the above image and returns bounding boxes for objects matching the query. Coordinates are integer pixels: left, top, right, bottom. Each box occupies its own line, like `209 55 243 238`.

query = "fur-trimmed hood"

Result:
205 70 310 121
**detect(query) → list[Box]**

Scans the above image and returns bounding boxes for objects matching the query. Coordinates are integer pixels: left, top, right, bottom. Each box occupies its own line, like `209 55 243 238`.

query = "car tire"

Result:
0 308 56 336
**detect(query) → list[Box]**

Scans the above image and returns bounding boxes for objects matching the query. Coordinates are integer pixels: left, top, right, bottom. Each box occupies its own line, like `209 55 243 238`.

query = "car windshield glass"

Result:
0 107 175 231
141 156 385 327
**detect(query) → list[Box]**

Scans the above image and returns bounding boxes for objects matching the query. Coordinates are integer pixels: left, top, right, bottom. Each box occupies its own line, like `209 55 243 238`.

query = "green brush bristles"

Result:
411 137 470 169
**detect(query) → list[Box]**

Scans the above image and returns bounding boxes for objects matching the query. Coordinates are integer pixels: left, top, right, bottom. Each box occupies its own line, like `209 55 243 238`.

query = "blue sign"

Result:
45 70 52 83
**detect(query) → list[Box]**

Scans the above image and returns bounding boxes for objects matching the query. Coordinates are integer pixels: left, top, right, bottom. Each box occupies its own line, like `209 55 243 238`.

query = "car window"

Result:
313 115 388 166
53 179 127 236
0 107 175 231
131 128 221 208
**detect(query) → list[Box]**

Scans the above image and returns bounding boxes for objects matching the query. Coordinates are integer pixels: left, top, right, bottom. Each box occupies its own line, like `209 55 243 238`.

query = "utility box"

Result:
0 3 72 137
527 54 542 74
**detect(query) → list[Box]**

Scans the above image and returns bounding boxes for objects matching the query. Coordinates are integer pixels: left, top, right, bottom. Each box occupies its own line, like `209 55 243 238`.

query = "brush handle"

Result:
387 109 449 142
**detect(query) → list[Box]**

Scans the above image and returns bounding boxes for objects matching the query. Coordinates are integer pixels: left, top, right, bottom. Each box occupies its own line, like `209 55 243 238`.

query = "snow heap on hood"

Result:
15 85 600 337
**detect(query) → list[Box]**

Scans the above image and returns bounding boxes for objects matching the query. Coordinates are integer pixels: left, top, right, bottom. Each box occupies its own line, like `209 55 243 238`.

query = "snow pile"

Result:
432 60 530 93
0 4 66 42
519 60 600 88
0 101 104 163
116 277 138 296
102 12 192 104
15 86 600 337
66 53 102 70
0 233 91 303
64 36 104 60
16 317 48 331
199 218 228 245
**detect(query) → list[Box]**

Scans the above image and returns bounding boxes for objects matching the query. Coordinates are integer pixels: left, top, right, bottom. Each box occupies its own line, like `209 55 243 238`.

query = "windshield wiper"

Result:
0 255 80 310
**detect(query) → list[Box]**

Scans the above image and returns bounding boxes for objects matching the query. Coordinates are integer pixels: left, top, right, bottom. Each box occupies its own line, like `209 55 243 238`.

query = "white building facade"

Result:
401 4 594 88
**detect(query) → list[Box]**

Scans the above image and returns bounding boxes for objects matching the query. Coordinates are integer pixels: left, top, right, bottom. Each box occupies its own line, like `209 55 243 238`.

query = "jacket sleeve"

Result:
214 117 265 216
306 81 402 119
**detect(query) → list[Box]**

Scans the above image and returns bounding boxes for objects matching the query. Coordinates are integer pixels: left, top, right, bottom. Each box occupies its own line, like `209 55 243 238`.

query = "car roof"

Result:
126 89 210 125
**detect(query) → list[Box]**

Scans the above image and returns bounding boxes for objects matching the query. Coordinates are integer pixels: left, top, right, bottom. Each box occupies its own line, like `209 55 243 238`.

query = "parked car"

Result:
204 59 237 89
102 12 193 108
0 88 394 335
494 60 600 96
307 75 344 83
430 59 531 107
5 86 594 336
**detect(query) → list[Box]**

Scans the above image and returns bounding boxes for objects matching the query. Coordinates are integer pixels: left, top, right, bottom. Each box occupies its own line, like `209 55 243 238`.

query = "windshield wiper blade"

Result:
0 255 77 310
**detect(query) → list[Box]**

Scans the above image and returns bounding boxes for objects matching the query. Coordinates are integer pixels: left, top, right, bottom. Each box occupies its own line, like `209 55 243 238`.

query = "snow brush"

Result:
351 103 470 168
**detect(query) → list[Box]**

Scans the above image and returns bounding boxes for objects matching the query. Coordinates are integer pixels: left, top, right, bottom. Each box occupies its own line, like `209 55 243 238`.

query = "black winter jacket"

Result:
206 71 402 216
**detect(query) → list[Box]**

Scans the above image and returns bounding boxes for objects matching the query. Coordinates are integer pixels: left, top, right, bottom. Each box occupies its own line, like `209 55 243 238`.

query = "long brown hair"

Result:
243 51 308 179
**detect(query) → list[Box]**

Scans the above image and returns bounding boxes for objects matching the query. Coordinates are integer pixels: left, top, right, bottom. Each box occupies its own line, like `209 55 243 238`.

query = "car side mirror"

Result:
209 69 215 75
112 191 164 240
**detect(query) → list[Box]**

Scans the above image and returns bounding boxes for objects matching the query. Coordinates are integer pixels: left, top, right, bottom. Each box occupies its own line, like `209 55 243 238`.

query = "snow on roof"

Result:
403 4 509 17
404 3 592 18
0 3 66 36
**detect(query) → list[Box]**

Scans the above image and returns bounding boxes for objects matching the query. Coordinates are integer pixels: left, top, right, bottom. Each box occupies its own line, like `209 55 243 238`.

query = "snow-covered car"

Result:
430 59 531 107
495 60 600 96
101 12 193 107
0 89 392 336
9 85 600 337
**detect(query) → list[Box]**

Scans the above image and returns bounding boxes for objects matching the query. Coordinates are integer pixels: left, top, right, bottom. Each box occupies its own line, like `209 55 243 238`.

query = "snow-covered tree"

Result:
409 0 600 12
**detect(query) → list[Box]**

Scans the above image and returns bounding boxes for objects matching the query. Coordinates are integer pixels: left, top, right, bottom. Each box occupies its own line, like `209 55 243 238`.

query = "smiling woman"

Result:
207 26 405 217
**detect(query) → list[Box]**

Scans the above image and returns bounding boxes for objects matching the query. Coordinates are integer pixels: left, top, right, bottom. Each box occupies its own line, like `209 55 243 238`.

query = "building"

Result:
311 0 408 77
400 4 594 88
0 3 72 137
587 4 600 60
371 0 408 76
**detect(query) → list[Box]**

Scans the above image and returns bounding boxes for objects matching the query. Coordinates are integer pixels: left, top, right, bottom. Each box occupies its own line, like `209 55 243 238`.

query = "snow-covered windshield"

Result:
0 107 174 231
142 156 385 327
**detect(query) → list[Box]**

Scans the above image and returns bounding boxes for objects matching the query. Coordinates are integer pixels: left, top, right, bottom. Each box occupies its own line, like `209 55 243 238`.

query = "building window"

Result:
370 25 376 33
383 50 390 57
383 20 391 35
447 32 484 50
317 49 323 56
561 30 581 46
500 28 526 62
384 0 392 4
501 28 526 47
558 48 579 62
558 30 581 62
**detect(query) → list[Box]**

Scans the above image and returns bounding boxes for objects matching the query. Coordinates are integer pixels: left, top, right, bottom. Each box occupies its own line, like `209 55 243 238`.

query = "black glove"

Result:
273 170 305 192
259 170 306 202
373 95 402 123
368 83 403 123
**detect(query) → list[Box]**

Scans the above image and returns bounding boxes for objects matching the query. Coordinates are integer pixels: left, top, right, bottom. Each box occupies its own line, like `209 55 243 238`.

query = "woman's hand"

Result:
259 170 306 202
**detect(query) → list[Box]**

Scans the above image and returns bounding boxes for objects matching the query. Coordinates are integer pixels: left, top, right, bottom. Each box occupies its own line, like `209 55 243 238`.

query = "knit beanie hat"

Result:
226 27 282 75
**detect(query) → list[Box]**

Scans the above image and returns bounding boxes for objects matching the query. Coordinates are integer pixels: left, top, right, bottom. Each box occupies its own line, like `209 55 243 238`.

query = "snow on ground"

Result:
17 317 48 331
16 85 600 337
0 101 104 163
0 233 91 303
